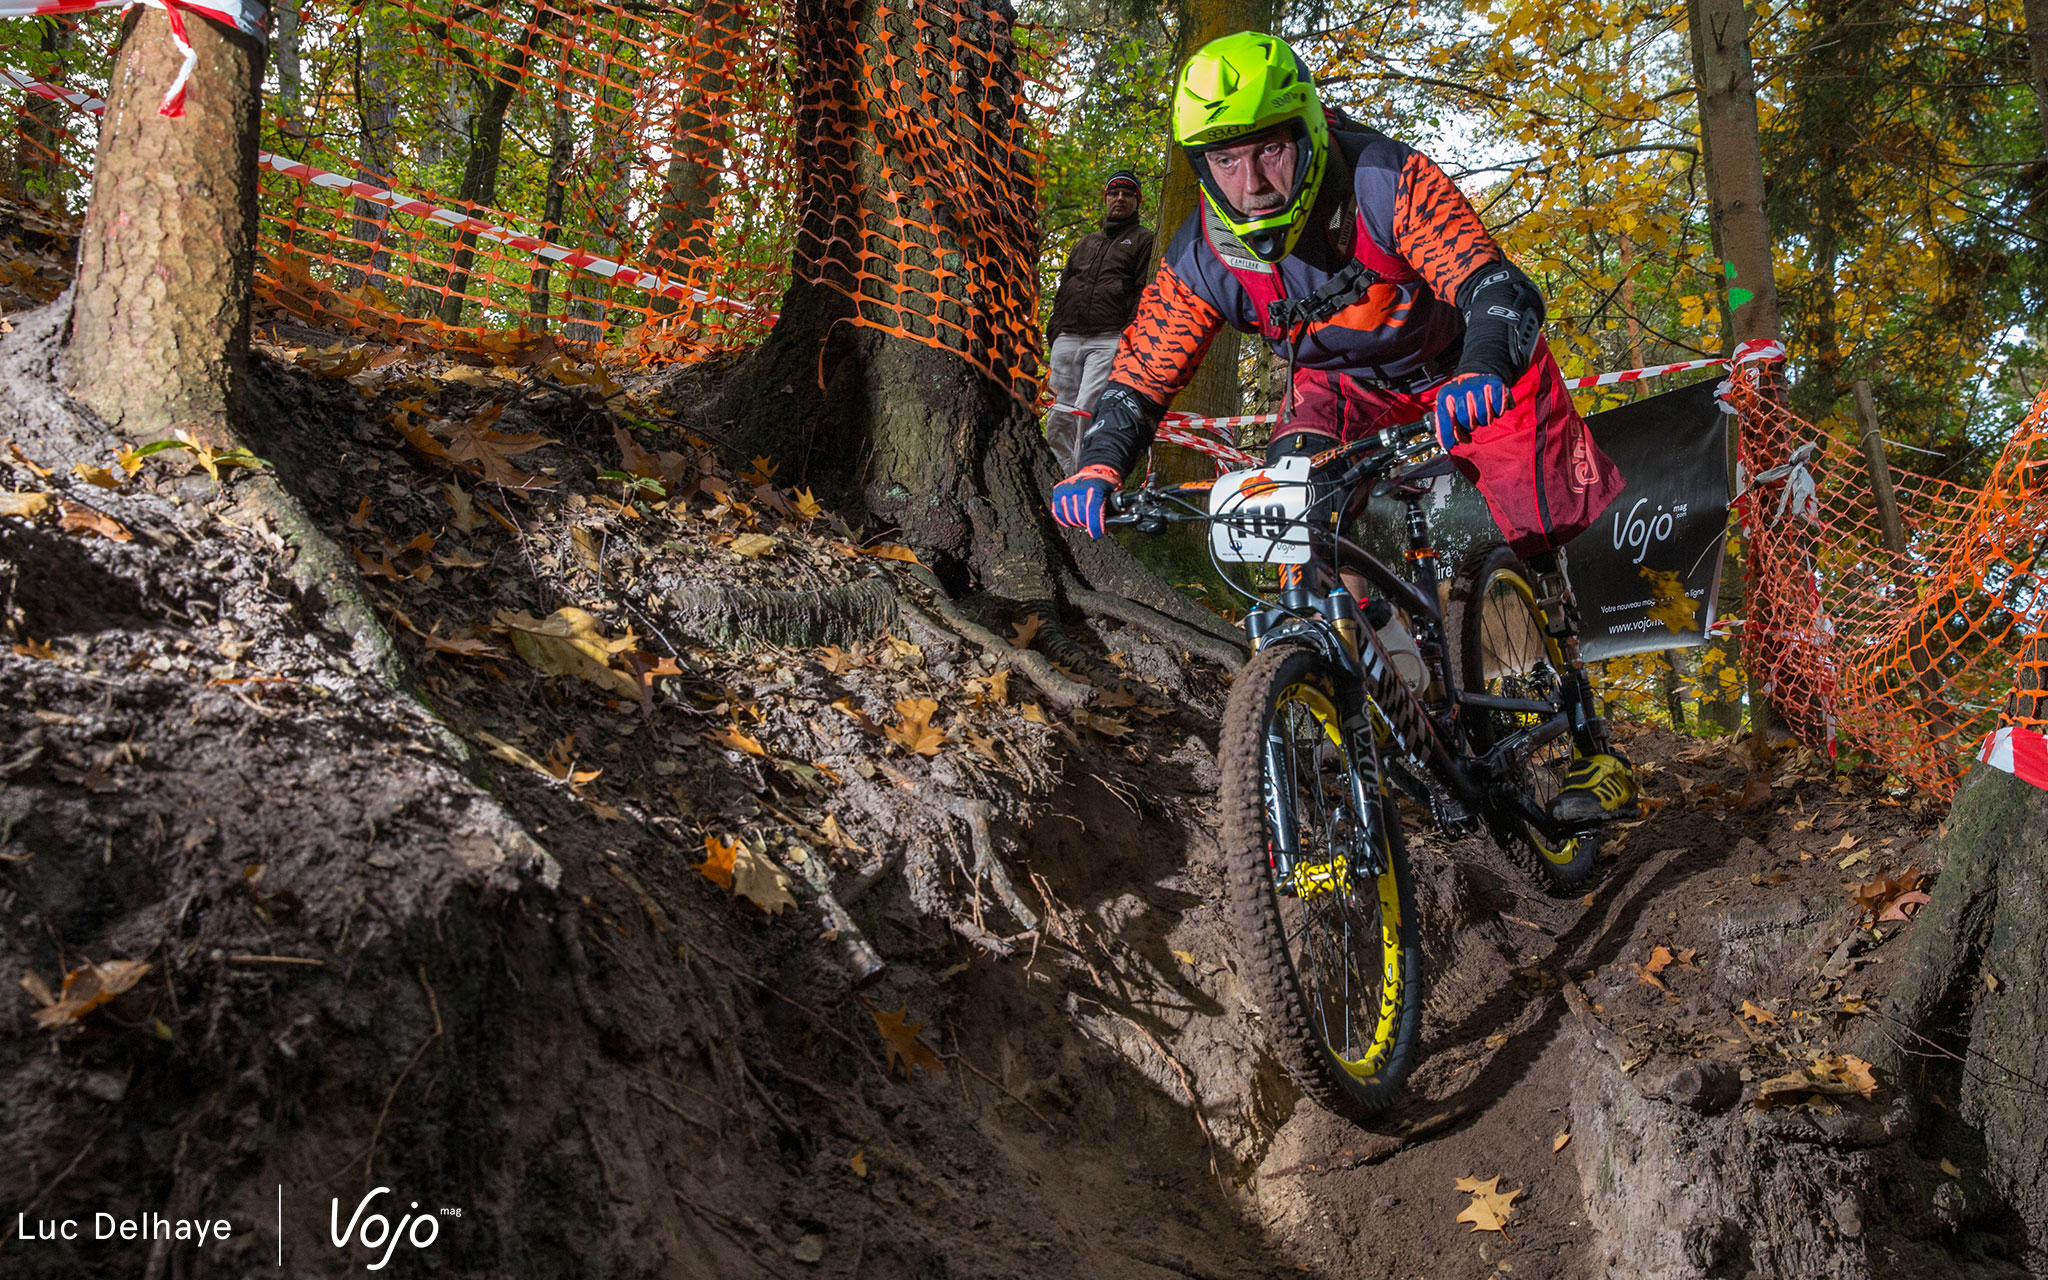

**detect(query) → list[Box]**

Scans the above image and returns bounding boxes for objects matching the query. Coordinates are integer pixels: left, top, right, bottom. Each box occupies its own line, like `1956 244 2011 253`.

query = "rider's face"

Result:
1204 126 1299 217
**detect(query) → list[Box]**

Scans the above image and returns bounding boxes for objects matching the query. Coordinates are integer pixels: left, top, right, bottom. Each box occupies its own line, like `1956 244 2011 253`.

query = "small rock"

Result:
1371 1194 1400 1208
78 1070 127 1104
1826 1191 1862 1238
791 1234 824 1264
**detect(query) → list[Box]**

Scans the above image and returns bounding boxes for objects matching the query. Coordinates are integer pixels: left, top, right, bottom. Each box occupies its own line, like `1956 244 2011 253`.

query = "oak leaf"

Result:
1752 1053 1880 1108
712 724 767 757
1453 1175 1521 1233
740 455 780 486
1010 613 1043 648
698 835 738 890
730 532 779 559
731 838 796 914
497 608 642 704
793 488 825 521
1739 1000 1779 1025
817 813 863 853
862 543 921 565
885 698 944 756
871 1004 945 1077
28 959 153 1029
73 462 121 490
445 408 555 489
818 645 858 675
1878 890 1930 923
445 481 480 533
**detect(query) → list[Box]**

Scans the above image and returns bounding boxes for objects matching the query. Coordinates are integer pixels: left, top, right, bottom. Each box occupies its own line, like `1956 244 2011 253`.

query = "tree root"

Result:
1065 582 1245 672
895 564 1093 708
655 574 901 651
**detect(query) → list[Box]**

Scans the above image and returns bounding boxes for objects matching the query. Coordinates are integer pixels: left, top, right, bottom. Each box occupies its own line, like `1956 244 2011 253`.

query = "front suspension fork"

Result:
1530 552 1610 758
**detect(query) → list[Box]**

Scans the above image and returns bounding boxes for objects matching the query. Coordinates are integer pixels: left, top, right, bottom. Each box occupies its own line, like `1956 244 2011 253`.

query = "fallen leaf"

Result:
1878 890 1930 923
1751 1053 1879 1107
885 698 945 756
740 455 780 486
848 1150 867 1177
1740 1000 1779 1025
57 501 132 542
817 813 864 853
730 532 779 558
444 409 556 489
1940 1158 1961 1178
387 405 450 460
732 837 797 914
1010 613 1044 648
12 638 57 660
445 481 480 533
831 698 879 733
571 525 603 573
1073 709 1133 738
818 645 858 675
1020 703 1047 724
793 488 825 521
1735 777 1773 811
713 724 767 757
862 542 921 565
1453 1175 1522 1234
346 496 377 530
0 491 51 518
497 608 643 706
1552 1131 1571 1154
72 462 121 490
1833 833 1860 852
1171 949 1197 965
871 1004 945 1077
1839 850 1869 870
698 836 739 890
884 635 924 666
30 959 153 1029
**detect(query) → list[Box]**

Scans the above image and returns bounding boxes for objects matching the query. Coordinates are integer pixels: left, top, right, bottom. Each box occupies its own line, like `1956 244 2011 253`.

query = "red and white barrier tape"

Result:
2 1 267 116
1978 724 2048 793
2 65 771 324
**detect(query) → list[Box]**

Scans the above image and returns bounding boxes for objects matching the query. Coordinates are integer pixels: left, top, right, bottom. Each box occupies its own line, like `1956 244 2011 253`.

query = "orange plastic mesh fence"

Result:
1729 368 2048 796
2 0 1055 386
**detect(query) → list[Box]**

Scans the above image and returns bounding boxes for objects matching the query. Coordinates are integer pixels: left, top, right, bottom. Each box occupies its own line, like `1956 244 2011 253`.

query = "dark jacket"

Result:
1046 214 1155 342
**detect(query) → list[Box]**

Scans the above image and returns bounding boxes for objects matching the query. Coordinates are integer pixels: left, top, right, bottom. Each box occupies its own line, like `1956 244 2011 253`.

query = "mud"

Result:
0 291 2024 1280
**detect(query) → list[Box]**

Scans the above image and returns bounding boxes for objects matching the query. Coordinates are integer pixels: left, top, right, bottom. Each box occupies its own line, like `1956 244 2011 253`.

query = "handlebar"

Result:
1106 418 1439 530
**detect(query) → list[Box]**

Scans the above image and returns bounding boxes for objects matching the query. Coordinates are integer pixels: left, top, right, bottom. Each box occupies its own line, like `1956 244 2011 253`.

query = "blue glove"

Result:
1433 373 1510 452
1052 466 1120 539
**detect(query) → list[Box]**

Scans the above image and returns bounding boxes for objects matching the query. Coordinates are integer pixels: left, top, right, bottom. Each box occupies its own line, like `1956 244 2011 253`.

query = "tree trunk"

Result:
67 8 264 444
714 0 1240 646
9 20 70 204
649 0 739 316
273 0 302 116
438 10 551 327
347 23 400 291
2027 0 2048 152
1689 0 1791 749
1860 750 2048 1267
528 78 575 330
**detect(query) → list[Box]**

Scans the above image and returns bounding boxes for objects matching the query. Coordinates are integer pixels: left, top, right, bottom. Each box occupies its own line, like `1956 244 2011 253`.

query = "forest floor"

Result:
0 200 2028 1279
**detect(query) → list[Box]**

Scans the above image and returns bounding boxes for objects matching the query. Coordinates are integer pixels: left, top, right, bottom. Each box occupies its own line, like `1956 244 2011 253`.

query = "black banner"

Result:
1566 378 1730 661
1346 377 1730 660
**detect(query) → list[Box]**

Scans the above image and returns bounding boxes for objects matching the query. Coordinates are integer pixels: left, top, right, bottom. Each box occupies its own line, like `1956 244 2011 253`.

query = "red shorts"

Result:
1283 337 1625 556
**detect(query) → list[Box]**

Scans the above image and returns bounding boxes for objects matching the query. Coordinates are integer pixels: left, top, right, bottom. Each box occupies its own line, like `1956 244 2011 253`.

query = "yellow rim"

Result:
1479 569 1580 868
1270 679 1405 1080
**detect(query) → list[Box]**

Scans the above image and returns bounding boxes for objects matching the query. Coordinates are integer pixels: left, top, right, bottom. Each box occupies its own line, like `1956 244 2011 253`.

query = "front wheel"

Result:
1219 644 1423 1120
1448 542 1603 892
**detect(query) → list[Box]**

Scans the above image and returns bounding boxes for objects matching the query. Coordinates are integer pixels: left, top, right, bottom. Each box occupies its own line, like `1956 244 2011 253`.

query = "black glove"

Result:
1075 382 1166 477
1453 260 1545 386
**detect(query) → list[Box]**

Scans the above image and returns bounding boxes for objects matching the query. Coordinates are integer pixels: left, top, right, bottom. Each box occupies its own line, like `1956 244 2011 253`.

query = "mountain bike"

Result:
1107 420 1630 1118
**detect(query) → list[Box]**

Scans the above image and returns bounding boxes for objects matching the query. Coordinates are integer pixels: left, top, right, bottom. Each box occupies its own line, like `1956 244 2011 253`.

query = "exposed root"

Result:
940 795 1041 932
655 574 901 650
896 564 1093 708
1065 581 1245 672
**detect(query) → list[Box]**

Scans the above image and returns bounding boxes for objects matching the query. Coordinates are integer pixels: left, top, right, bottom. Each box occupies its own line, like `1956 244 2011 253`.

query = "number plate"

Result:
1209 455 1312 564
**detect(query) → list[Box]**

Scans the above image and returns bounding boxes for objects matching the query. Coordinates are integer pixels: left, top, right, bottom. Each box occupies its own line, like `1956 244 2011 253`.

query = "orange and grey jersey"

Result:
1080 127 1540 476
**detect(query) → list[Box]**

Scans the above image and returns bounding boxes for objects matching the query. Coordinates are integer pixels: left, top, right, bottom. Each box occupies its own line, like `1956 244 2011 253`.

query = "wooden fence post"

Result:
1852 379 1907 563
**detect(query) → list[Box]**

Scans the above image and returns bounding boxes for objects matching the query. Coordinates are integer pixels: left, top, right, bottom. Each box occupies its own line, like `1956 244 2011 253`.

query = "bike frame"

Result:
1111 435 1591 848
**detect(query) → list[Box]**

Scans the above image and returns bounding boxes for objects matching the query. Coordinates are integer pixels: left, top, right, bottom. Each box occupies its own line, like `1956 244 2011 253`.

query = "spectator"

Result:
1043 170 1154 473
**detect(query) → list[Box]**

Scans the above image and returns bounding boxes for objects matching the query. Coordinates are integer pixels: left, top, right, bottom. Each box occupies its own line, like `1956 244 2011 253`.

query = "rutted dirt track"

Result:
0 293 2031 1279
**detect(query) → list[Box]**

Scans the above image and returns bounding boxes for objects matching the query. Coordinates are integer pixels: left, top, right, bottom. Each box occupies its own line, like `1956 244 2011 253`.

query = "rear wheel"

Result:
1219 644 1422 1119
1449 542 1603 892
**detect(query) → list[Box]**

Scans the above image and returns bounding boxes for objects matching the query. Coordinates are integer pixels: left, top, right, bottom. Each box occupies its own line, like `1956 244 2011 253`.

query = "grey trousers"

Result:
1044 331 1122 474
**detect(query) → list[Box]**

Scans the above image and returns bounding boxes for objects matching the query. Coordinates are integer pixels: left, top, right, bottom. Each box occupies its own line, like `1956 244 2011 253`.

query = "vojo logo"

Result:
331 1187 451 1270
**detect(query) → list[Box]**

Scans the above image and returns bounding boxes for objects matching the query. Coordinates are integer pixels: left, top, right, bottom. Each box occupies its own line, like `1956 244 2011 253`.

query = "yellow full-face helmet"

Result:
1172 32 1327 263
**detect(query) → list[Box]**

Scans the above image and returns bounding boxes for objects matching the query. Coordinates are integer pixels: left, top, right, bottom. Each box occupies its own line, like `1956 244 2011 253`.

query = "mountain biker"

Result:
1049 31 1637 824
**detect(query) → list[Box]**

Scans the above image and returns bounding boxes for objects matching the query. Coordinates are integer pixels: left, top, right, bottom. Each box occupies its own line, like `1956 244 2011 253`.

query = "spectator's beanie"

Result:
1105 170 1142 196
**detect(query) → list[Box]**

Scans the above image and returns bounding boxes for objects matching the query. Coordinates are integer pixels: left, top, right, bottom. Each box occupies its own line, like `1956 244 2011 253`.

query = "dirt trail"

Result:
0 294 2027 1279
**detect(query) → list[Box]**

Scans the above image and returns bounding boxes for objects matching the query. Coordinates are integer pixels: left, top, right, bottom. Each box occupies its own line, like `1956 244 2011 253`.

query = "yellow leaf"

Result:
849 1150 868 1177
885 697 945 756
817 813 864 853
1552 1131 1571 1154
1171 949 1197 965
713 724 767 757
1739 1000 1779 1025
1940 1158 1961 1178
863 543 922 565
793 488 825 521
1640 567 1700 633
72 462 121 490
871 1004 945 1077
698 836 738 889
1020 703 1047 724
571 525 603 574
496 608 643 705
0 491 51 519
740 455 780 486
818 644 858 675
730 532 779 559
732 837 797 914
1452 1176 1522 1233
